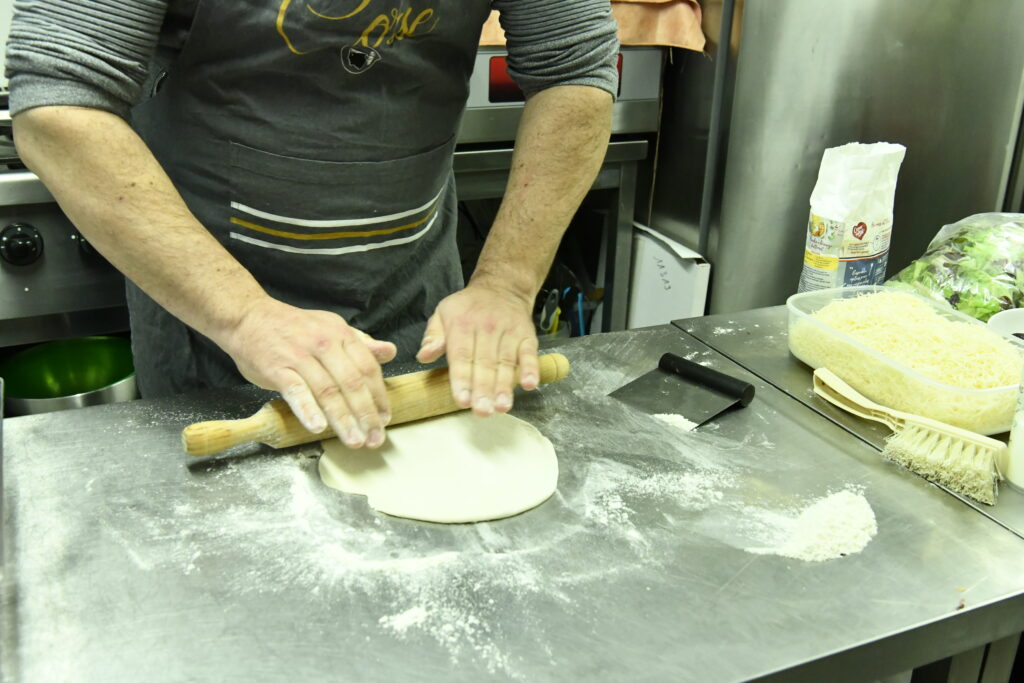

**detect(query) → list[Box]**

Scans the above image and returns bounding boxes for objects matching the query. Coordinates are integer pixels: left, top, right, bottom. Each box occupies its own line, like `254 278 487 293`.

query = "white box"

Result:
627 223 710 328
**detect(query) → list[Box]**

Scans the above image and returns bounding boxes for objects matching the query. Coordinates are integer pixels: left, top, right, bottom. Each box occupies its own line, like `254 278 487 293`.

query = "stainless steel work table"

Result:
3 322 1024 682
678 307 1024 539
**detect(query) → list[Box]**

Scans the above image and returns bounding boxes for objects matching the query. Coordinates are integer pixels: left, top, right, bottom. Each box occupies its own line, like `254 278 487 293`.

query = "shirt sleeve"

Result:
5 0 169 119
491 0 619 99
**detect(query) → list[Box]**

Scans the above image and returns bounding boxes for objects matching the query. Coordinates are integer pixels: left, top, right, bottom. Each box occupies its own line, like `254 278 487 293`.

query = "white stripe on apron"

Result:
229 185 445 228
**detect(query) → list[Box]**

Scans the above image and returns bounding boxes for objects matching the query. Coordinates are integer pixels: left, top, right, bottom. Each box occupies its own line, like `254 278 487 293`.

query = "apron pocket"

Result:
223 136 460 325
225 136 455 258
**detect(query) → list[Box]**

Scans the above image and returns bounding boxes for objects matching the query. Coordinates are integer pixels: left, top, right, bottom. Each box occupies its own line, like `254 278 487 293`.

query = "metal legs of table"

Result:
911 632 1022 683
974 633 1020 683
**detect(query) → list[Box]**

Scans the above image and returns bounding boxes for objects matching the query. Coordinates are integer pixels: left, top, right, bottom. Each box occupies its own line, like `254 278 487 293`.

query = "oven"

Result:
459 46 663 144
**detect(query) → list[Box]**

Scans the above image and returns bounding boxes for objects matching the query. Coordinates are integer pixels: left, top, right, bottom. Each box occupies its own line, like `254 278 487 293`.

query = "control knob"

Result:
75 230 99 257
0 223 44 266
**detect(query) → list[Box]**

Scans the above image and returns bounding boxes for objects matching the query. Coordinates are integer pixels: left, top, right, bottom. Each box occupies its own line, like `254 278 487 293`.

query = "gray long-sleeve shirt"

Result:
5 0 619 119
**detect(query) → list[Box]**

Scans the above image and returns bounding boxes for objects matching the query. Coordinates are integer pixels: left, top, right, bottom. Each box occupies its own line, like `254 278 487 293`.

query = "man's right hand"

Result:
222 298 397 449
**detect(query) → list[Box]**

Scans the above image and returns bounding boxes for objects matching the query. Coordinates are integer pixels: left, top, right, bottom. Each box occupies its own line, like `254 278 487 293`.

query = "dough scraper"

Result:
609 353 755 428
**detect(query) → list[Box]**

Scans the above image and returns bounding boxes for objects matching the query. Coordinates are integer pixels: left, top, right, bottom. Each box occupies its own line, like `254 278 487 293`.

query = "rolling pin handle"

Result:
537 352 570 384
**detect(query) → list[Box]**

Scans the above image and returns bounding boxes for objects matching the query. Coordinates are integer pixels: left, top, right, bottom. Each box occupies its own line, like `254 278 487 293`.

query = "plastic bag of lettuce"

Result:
886 212 1024 322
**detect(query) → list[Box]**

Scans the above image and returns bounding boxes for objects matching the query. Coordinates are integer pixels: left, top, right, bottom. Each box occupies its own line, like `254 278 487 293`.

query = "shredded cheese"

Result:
789 291 1023 434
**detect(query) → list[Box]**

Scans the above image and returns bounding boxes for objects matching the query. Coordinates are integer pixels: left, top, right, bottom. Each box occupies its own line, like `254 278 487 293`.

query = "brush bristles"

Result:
882 424 1001 505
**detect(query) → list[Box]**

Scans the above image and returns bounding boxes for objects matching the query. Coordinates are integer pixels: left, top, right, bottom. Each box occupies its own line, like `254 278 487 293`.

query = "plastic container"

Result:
787 286 1024 435
986 308 1024 339
1004 369 1024 491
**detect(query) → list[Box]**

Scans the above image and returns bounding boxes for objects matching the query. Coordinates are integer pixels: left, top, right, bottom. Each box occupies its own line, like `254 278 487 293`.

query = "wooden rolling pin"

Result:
182 352 570 457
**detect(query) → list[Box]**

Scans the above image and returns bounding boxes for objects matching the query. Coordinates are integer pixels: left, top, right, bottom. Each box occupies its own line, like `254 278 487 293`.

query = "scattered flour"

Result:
587 491 631 527
579 458 729 539
12 386 864 679
653 413 699 432
81 452 732 678
379 606 429 634
746 490 878 562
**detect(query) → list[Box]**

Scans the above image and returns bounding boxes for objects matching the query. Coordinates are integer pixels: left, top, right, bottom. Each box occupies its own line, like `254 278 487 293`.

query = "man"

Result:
5 0 617 449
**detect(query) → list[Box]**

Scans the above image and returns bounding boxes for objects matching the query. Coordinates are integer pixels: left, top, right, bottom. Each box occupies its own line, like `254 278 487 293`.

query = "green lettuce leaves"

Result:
886 213 1024 322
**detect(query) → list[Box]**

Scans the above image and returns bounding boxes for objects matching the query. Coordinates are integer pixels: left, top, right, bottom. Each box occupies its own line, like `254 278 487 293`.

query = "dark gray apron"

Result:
129 0 491 397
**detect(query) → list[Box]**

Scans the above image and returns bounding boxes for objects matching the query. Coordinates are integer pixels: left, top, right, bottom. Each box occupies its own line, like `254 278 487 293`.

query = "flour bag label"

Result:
797 142 906 293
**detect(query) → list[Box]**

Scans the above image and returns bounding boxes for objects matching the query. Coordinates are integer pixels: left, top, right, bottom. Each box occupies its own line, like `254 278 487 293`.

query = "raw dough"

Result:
318 412 558 523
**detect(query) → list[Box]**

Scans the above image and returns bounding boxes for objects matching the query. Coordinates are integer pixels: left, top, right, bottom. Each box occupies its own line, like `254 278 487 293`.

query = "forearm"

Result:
471 85 613 301
12 106 267 344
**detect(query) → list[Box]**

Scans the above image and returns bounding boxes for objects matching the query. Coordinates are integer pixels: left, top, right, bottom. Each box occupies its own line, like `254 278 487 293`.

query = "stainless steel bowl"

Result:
0 336 137 416
4 373 137 416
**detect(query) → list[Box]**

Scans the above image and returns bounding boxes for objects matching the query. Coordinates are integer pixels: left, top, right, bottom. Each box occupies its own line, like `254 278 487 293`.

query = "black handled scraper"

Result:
609 353 755 428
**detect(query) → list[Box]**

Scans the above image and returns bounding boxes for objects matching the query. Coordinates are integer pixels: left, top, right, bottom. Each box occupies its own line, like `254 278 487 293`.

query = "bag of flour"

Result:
797 142 906 292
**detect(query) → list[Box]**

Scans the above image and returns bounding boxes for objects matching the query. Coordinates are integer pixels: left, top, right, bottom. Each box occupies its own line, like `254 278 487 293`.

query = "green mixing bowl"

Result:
0 336 137 415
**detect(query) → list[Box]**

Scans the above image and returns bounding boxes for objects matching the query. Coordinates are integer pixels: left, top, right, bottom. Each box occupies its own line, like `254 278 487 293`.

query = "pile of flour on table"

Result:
746 489 878 562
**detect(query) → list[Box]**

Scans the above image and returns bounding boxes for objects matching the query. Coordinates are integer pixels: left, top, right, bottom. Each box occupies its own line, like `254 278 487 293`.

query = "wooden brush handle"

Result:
813 368 1006 450
812 368 905 432
182 352 570 457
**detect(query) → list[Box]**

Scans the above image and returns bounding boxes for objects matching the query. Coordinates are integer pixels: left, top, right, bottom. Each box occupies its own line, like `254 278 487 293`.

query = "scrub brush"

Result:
812 368 1008 505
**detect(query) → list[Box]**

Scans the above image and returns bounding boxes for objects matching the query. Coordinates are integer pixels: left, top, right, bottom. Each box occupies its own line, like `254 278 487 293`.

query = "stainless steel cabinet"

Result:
651 0 1024 313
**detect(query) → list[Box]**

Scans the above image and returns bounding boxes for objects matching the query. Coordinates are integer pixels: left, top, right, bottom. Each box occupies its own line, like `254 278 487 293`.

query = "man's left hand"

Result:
416 283 540 416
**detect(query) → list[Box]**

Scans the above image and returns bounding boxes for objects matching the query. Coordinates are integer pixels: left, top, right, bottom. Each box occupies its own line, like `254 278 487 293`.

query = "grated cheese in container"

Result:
787 286 1024 435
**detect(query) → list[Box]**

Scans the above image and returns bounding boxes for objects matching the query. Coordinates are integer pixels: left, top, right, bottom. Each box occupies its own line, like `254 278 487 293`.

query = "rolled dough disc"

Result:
318 411 558 523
